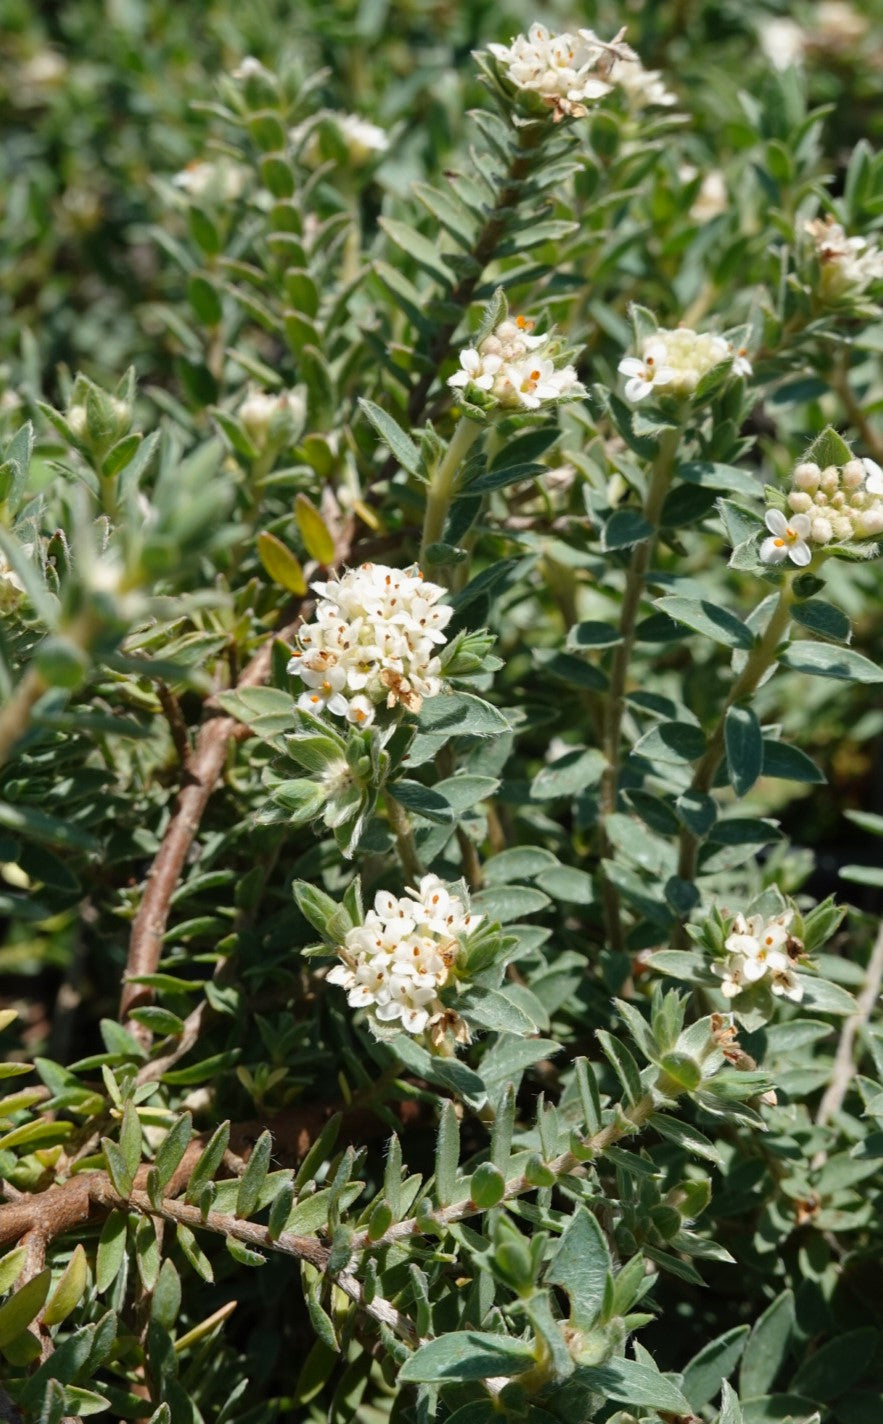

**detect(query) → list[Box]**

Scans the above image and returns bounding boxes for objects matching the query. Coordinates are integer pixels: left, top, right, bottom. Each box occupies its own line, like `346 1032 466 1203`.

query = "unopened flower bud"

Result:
842 459 866 489
856 507 883 536
831 514 854 539
793 462 821 491
811 516 833 543
787 492 812 514
819 466 839 494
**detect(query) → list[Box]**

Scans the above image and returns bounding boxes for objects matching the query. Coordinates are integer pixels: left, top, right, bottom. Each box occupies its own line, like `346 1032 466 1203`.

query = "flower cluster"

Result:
805 216 883 303
327 875 481 1037
239 387 306 448
614 55 677 110
712 910 804 1003
762 457 883 564
287 563 453 726
487 22 634 120
448 315 586 410
618 326 751 403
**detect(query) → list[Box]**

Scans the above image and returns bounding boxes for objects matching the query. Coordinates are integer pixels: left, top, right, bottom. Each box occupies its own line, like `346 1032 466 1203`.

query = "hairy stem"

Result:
419 417 483 567
829 353 883 463
385 794 424 882
676 576 796 893
599 426 682 954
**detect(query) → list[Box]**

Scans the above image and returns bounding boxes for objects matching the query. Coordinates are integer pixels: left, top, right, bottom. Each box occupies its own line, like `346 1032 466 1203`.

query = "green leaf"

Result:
791 1327 878 1402
682 1325 750 1410
119 1100 142 1179
596 1031 643 1105
295 493 336 564
761 738 825 783
378 217 455 284
398 1331 536 1383
779 641 882 683
135 1216 161 1291
226 1238 267 1268
0 1269 51 1347
102 1138 134 1197
185 1121 230 1205
655 596 754 650
236 1130 273 1219
603 509 654 550
151 1115 193 1193
434 1100 460 1207
96 1211 127 1294
0 1248 26 1295
800 977 856 1014
459 986 540 1035
577 1357 691 1413
43 1245 88 1326
739 1290 795 1399
546 1207 611 1329
470 1162 505 1209
257 531 308 595
632 721 706 765
790 598 850 643
417 692 510 738
217 686 294 738
725 706 763 797
390 780 454 825
358 398 421 475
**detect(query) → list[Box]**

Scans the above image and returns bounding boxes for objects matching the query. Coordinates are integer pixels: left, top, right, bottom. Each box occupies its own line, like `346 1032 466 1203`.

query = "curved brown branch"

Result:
816 919 883 1128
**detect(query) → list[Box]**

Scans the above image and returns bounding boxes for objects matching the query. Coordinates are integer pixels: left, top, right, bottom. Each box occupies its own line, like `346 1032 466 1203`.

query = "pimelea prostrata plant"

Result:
0 6 882 1423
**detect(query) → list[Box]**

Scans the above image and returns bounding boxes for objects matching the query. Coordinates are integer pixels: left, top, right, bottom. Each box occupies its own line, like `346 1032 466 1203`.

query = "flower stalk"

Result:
599 424 682 954
419 417 483 566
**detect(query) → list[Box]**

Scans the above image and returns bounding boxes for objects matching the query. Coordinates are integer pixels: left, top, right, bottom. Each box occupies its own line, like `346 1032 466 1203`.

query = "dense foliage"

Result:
1 2 883 1422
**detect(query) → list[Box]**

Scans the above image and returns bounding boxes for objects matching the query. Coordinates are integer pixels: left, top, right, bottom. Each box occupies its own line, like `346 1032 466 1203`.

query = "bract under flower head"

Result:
287 563 453 725
618 326 750 403
327 874 481 1038
487 22 635 121
448 314 585 410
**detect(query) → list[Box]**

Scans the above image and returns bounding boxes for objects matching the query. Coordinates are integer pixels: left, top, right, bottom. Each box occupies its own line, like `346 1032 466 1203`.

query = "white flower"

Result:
613 56 677 109
448 315 585 409
171 159 247 202
713 910 804 1004
688 169 728 223
327 876 482 1038
335 113 389 163
232 56 272 81
862 458 883 496
487 22 634 120
760 509 812 566
759 17 805 69
287 563 453 723
805 216 883 300
618 326 740 403
238 387 305 446
448 348 504 392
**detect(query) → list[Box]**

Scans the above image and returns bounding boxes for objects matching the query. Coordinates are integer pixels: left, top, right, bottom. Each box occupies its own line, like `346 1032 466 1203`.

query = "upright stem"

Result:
419 417 482 567
598 425 682 954
829 353 883 463
385 795 424 883
676 576 796 891
405 121 548 425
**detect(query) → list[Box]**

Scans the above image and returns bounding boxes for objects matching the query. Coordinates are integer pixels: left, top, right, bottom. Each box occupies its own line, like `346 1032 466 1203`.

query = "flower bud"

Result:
842 459 866 489
811 516 833 543
831 515 854 539
787 492 812 514
793 462 821 491
819 466 839 494
856 507 883 536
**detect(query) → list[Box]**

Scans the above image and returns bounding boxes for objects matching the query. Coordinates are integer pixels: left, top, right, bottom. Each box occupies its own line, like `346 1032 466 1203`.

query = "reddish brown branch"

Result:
119 609 304 1036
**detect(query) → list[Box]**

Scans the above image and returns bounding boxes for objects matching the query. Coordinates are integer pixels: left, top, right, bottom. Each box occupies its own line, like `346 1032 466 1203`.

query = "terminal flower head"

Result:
327 875 481 1039
618 325 750 403
448 313 585 410
712 910 804 1003
805 216 883 303
287 563 453 725
487 22 635 120
779 453 883 551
